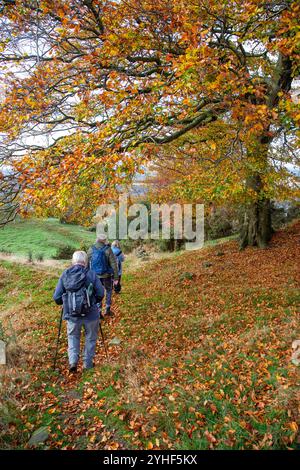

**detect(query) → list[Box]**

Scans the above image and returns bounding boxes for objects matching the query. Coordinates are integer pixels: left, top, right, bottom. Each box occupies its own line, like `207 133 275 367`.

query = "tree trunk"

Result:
240 173 273 249
240 197 273 249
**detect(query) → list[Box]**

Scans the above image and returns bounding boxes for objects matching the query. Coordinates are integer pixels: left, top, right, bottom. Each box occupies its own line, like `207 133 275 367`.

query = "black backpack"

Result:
62 269 93 318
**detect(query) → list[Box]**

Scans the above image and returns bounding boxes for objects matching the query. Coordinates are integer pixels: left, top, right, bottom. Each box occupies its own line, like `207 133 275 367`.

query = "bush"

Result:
155 238 184 252
0 249 12 255
116 239 141 254
78 241 90 253
52 245 74 260
179 272 194 281
36 253 44 262
271 204 287 230
205 207 239 240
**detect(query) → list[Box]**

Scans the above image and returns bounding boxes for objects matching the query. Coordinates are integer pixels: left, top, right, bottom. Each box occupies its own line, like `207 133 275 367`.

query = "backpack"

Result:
61 269 93 318
90 244 114 276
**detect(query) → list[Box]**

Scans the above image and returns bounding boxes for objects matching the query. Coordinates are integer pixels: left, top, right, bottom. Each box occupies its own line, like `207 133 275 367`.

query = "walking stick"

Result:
53 307 63 370
99 320 109 360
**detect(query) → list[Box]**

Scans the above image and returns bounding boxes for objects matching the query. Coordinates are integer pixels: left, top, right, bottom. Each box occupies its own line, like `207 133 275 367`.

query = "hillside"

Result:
0 222 299 450
0 218 95 259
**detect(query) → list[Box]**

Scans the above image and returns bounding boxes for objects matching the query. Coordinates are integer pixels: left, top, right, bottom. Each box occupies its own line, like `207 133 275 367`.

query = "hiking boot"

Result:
83 363 95 370
105 307 114 317
69 364 77 373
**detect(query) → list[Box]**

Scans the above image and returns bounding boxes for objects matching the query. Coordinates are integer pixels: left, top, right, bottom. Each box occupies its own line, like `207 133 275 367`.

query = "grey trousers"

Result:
67 318 99 368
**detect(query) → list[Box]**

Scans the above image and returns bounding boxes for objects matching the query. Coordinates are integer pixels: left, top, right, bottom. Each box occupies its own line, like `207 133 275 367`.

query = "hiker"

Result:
53 250 104 373
88 234 119 317
111 240 125 293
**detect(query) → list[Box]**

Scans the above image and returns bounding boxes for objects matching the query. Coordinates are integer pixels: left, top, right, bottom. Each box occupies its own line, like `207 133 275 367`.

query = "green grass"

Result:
0 217 236 263
0 218 95 259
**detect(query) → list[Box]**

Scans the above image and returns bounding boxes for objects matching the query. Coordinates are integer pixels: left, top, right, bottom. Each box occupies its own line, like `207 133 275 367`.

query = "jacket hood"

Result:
94 241 110 249
62 265 88 292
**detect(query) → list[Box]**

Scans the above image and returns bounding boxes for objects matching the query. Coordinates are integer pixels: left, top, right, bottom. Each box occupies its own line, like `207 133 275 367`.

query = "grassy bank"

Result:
0 218 95 259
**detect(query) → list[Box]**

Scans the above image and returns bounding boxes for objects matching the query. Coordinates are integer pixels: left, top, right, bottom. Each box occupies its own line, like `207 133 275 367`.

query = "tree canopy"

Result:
0 0 299 241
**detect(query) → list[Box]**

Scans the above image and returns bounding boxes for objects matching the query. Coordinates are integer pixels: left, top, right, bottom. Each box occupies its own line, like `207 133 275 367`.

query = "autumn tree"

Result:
145 120 299 233
0 0 299 245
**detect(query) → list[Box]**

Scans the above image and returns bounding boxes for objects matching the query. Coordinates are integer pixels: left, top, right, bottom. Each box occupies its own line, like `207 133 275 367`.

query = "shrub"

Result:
205 207 238 240
78 241 90 253
117 239 140 254
36 253 44 262
52 245 74 260
155 238 184 252
271 204 287 230
179 272 194 281
135 246 150 259
0 249 12 255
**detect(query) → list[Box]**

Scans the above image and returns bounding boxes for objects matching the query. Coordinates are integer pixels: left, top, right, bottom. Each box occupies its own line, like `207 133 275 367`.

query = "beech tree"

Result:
0 0 299 245
144 119 299 240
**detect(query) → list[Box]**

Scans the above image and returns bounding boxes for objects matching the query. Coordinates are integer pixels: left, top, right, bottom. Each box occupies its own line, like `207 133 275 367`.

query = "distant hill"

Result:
0 218 95 259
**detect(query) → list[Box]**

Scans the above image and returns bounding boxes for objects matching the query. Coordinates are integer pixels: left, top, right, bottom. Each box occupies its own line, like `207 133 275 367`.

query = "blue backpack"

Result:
90 245 113 276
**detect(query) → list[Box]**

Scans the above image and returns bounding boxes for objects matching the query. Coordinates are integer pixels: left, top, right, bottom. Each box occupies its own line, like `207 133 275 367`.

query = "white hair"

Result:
112 240 121 248
96 233 107 243
72 251 88 266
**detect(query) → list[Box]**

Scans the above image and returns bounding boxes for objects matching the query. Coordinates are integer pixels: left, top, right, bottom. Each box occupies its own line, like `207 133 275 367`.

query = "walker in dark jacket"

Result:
53 264 104 371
